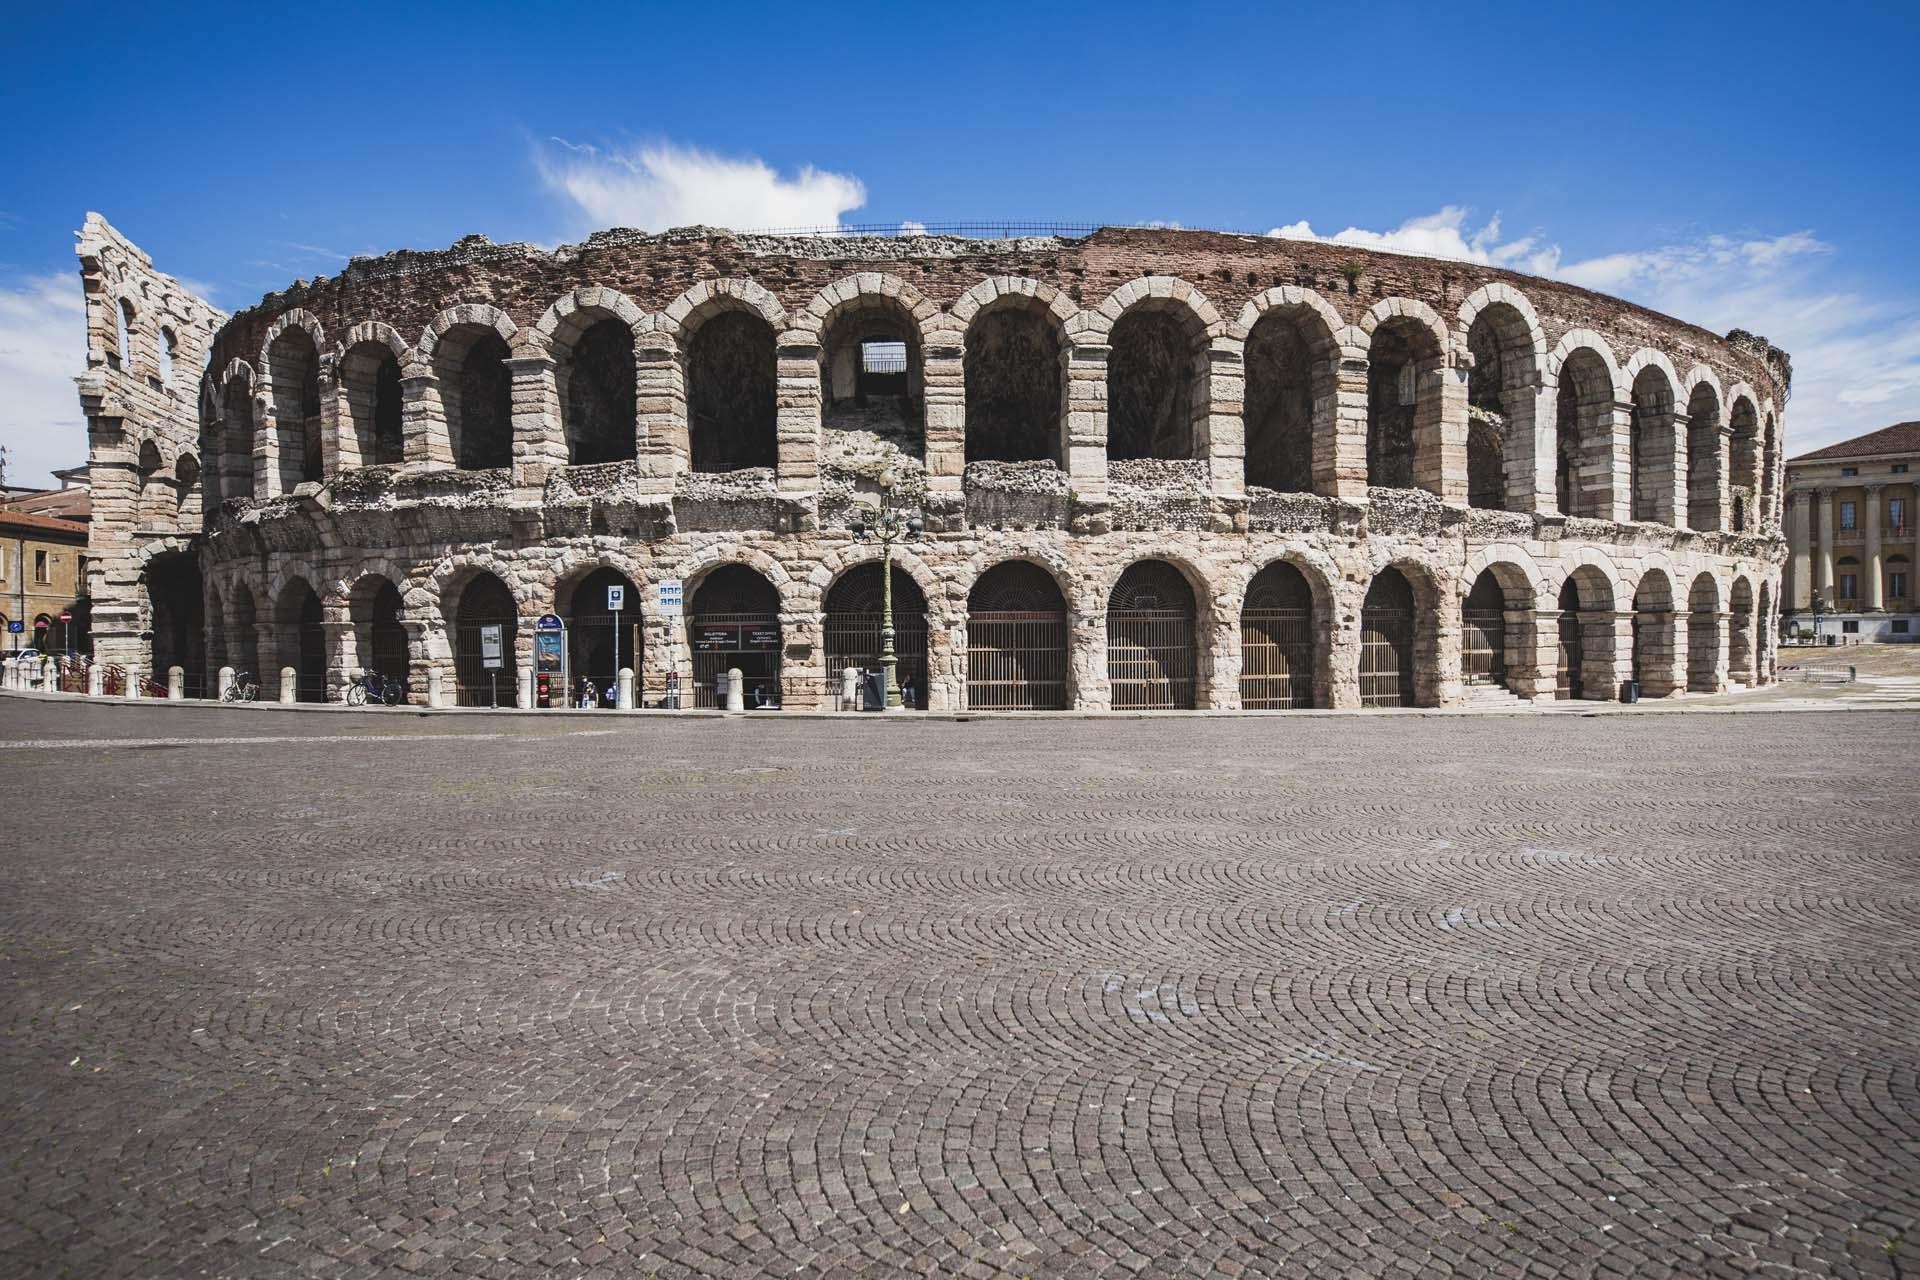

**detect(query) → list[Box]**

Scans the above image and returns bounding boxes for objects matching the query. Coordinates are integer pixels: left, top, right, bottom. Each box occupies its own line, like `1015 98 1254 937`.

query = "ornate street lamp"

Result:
849 470 923 711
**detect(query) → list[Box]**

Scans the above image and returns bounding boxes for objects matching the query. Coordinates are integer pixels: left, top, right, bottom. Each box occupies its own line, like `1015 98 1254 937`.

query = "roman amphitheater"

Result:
72 215 1789 711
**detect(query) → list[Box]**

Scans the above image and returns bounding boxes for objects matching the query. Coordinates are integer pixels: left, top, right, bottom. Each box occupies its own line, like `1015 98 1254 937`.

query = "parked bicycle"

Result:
221 670 259 703
346 669 405 706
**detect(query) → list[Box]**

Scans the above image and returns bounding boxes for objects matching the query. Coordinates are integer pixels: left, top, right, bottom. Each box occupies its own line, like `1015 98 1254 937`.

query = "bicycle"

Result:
221 670 259 703
346 669 405 707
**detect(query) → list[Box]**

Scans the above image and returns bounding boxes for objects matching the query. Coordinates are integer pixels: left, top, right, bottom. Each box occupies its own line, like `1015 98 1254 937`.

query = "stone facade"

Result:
76 215 1789 709
1782 421 1919 642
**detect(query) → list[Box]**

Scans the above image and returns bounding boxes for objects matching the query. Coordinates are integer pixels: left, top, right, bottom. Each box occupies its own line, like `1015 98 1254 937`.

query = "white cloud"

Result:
1272 206 1911 454
537 138 866 233
898 220 928 237
0 272 87 489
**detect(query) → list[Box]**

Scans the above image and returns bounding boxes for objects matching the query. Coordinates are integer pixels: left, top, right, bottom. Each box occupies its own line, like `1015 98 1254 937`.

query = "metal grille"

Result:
690 612 782 709
454 621 514 707
1460 608 1506 687
370 620 409 690
967 612 1068 710
1358 609 1414 707
1689 613 1719 690
1556 612 1583 700
1239 609 1312 709
824 612 929 709
1108 611 1195 710
293 623 327 703
567 616 643 687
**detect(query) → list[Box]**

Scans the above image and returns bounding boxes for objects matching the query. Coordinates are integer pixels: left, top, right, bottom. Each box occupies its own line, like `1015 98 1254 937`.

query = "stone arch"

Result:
1106 558 1204 710
799 276 940 464
667 285 781 474
272 574 327 703
445 569 519 706
1624 354 1679 524
536 288 648 467
337 322 408 469
143 549 205 696
1762 412 1780 526
1682 371 1725 531
1458 287 1546 512
684 558 786 709
1549 338 1621 518
1727 390 1761 532
1361 299 1451 492
219 359 259 501
961 282 1072 465
1729 575 1756 683
806 544 949 624
1631 566 1679 696
262 311 326 491
1237 558 1323 709
1094 281 1220 462
963 558 1073 711
346 569 412 695
419 306 518 471
954 541 1095 620
661 278 787 335
1687 570 1723 693
817 559 932 709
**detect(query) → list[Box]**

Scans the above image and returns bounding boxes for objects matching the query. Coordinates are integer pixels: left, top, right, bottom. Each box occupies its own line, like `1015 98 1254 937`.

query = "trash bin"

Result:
861 669 885 711
1619 680 1640 704
1825 634 1837 646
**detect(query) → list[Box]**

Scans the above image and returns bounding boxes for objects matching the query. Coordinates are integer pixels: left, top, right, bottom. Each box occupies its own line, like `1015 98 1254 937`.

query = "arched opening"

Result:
277 579 326 703
204 588 225 673
268 326 322 487
224 373 256 499
558 316 637 466
434 325 514 471
197 383 223 510
1243 307 1329 492
158 326 176 387
1107 560 1196 710
174 453 201 521
1729 398 1759 532
64 596 92 659
825 563 929 710
821 298 924 461
1366 317 1443 490
1758 582 1772 681
687 310 777 472
146 552 205 696
1359 568 1416 707
1631 569 1676 696
340 340 405 467
1240 561 1316 709
350 577 409 694
1555 578 1585 700
1729 578 1755 684
1630 366 1675 524
452 573 517 707
964 301 1061 464
230 586 261 682
113 299 134 370
690 565 782 708
1686 384 1723 531
1107 307 1201 461
1687 573 1721 693
1465 305 1537 511
1460 570 1510 689
1762 414 1779 524
562 567 642 693
966 560 1069 711
1555 348 1613 518
32 614 52 652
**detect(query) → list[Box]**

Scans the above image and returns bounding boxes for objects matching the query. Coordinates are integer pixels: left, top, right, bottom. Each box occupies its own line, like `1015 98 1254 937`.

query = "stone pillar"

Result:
1506 607 1550 699
515 667 533 709
125 664 143 698
168 666 184 699
1072 611 1111 711
1526 609 1563 700
1604 399 1635 523
616 667 633 710
322 605 356 703
254 387 280 498
1817 488 1836 596
1663 409 1689 528
508 353 566 484
632 335 685 496
926 613 960 713
1788 490 1812 609
279 666 296 703
779 613 825 711
1507 384 1555 515
1865 484 1885 610
775 335 821 514
1712 424 1733 532
922 334 966 502
1418 355 1467 504
1423 589 1462 707
1636 608 1682 698
1591 612 1631 701
1324 592 1363 710
400 366 451 472
725 667 745 711
317 356 345 477
1323 345 1369 501
1064 341 1110 507
1204 599 1239 711
1199 337 1245 501
88 663 105 697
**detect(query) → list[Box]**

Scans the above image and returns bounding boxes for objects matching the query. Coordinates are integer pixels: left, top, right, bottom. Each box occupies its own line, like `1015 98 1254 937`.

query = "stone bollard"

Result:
168 665 185 700
280 666 297 704
2 657 16 690
426 667 445 708
88 663 104 697
616 667 634 710
726 667 745 712
515 667 533 710
41 657 56 690
218 666 235 700
125 664 143 699
841 665 860 712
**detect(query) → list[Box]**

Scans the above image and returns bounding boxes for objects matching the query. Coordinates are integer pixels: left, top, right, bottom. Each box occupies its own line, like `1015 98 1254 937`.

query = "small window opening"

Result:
858 340 909 401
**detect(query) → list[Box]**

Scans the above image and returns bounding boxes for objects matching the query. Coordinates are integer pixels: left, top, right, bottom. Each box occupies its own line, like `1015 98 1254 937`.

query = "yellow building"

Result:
1784 421 1918 641
0 509 91 654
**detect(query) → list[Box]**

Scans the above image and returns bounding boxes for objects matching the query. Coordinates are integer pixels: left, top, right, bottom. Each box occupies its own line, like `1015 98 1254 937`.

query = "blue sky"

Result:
3 0 1918 486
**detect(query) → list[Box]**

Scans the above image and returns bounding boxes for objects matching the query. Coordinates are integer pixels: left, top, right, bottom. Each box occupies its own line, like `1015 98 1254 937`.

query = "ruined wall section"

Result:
73 213 228 669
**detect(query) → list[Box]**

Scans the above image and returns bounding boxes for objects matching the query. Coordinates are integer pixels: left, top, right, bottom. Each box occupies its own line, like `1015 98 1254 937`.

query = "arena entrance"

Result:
690 565 781 709
277 579 326 703
1239 561 1315 709
453 574 517 707
824 563 929 710
145 552 206 697
1460 571 1507 689
1555 579 1584 700
1359 568 1416 708
564 568 642 696
966 561 1069 711
1107 561 1196 710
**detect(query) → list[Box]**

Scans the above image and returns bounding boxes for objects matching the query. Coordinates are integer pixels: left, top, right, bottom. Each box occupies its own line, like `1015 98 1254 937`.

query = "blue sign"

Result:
535 613 564 632
6 621 21 633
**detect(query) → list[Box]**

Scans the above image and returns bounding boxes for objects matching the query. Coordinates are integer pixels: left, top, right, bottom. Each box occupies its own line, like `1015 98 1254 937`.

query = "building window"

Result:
1893 571 1910 600
1839 572 1858 601
1894 620 1912 634
1892 498 1908 532
1840 501 1857 530
1842 619 1860 633
1895 463 1910 474
1841 467 1857 477
33 549 50 584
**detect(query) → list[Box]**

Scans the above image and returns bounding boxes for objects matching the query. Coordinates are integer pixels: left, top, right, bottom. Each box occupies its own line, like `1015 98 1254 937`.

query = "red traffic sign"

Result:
58 612 72 622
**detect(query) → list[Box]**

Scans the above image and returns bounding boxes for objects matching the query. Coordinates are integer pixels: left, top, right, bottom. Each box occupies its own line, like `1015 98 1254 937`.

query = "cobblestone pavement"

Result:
2 701 1916 1279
